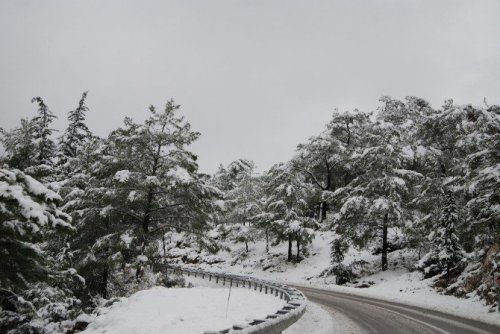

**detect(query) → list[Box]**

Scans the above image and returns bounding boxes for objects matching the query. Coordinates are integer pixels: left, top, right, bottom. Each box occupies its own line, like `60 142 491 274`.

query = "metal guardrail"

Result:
164 264 307 334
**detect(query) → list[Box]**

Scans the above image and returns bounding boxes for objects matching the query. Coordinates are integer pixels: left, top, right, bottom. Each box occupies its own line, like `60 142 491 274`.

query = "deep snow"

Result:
81 286 285 334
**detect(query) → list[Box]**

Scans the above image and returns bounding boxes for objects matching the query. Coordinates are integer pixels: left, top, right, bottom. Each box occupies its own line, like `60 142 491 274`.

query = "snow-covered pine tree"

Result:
332 98 422 271
69 100 220 297
265 162 315 262
294 109 370 221
212 159 261 252
31 97 57 165
0 168 82 333
417 190 465 279
59 91 92 172
385 97 443 258
0 168 73 288
0 118 37 170
460 104 500 250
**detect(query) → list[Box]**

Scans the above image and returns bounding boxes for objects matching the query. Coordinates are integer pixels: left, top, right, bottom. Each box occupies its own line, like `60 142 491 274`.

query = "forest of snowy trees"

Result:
1 94 499 332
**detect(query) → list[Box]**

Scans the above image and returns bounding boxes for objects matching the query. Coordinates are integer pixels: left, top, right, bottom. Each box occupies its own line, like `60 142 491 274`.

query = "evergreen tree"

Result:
461 104 500 250
0 118 37 170
417 190 465 279
326 238 353 284
212 159 261 252
59 91 92 163
331 99 422 271
264 162 315 261
0 168 73 290
294 110 370 221
69 99 220 297
31 97 57 165
0 168 82 332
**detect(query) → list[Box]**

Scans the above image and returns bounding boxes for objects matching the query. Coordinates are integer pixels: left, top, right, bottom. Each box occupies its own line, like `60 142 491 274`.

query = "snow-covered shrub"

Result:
318 239 357 284
320 263 356 285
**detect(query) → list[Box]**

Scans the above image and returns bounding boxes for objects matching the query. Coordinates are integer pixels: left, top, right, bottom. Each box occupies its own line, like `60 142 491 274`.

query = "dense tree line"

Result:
211 96 499 305
0 94 498 331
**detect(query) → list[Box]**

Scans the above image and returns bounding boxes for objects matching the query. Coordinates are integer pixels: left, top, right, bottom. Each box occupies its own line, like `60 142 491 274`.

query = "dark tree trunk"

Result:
382 213 388 271
321 201 327 221
287 234 292 262
245 240 249 253
102 266 108 299
265 230 269 253
162 235 167 262
296 233 300 260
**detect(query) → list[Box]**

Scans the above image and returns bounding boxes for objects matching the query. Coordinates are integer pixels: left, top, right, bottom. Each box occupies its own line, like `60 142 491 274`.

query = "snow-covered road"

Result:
295 286 500 334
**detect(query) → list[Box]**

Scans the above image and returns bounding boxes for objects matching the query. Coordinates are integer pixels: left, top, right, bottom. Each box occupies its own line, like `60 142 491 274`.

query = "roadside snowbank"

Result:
81 286 285 334
284 301 347 334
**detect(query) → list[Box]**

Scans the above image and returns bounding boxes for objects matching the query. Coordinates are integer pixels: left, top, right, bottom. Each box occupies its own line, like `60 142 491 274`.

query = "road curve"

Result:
294 286 500 334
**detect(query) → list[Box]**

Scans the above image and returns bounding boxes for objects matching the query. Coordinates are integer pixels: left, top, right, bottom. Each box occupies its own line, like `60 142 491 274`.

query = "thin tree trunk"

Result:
321 201 327 221
287 234 292 262
102 266 108 299
265 230 269 253
382 213 388 271
162 235 167 262
245 240 248 253
296 233 300 261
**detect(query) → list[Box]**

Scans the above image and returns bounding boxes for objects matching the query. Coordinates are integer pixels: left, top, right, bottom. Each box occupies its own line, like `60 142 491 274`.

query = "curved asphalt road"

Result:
294 286 500 334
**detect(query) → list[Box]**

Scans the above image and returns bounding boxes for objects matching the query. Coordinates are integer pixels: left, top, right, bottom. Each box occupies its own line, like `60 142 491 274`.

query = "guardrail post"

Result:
265 286 268 294
254 283 257 290
216 276 219 284
223 277 226 286
236 280 239 287
209 275 212 281
230 278 233 287
259 284 263 292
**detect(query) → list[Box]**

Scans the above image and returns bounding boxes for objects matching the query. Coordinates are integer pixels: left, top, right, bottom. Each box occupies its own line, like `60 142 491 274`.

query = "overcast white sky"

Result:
1 0 499 173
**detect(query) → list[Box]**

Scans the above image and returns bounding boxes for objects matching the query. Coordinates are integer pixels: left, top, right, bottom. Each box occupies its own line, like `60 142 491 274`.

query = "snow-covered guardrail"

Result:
164 264 307 334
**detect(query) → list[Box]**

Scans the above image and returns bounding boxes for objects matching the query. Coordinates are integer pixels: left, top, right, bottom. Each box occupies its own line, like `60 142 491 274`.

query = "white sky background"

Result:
0 0 499 174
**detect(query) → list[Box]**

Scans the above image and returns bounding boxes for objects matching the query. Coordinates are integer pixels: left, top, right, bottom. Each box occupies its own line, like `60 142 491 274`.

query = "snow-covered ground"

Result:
85 230 498 334
181 231 500 327
81 286 285 334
